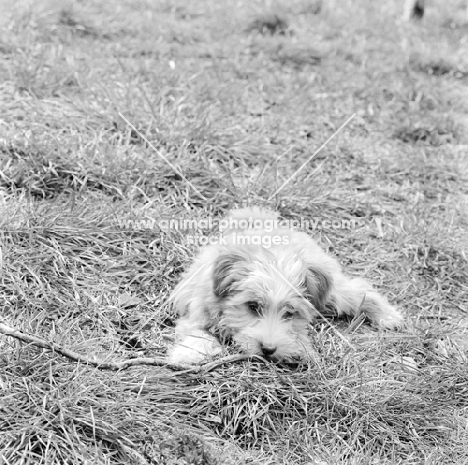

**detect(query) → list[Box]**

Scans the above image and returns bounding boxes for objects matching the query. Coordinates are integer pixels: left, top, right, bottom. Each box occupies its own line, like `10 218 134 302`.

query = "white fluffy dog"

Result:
168 208 403 364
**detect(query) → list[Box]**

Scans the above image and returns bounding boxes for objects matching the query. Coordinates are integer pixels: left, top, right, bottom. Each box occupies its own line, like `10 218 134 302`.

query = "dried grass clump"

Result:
270 43 323 68
410 55 468 79
393 118 459 145
246 14 290 36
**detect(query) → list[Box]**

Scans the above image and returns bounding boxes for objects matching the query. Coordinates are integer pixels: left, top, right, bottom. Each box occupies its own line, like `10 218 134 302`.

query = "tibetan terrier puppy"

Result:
168 208 403 364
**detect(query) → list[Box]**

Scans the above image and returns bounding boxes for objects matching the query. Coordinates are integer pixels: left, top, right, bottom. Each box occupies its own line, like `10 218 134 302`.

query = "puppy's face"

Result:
212 246 331 361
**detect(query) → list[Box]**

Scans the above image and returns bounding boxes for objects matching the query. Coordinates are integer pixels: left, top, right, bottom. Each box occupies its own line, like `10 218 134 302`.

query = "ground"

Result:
1 0 468 464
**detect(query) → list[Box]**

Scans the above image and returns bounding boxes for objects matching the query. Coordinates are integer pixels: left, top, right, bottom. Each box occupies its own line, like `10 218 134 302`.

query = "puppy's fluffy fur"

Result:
168 208 403 364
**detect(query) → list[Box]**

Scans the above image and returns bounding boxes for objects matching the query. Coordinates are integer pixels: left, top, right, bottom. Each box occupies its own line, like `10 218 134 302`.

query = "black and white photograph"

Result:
1 0 467 463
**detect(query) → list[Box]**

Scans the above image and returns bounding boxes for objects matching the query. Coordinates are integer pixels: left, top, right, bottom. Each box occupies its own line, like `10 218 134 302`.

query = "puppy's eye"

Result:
247 301 261 314
283 310 296 320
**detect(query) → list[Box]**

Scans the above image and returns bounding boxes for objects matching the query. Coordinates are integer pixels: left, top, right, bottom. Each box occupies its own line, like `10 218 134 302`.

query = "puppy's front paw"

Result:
373 305 405 329
167 331 222 365
168 345 209 365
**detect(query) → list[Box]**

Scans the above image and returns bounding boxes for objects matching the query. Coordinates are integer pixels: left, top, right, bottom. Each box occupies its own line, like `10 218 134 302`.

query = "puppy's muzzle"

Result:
260 343 277 357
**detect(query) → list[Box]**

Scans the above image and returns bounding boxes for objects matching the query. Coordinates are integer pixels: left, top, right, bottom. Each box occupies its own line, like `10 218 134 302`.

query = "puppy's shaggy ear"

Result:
304 265 332 311
212 252 247 298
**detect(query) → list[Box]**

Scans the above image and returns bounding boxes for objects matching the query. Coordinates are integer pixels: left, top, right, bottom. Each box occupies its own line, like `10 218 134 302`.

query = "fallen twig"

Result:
0 319 254 373
418 315 450 320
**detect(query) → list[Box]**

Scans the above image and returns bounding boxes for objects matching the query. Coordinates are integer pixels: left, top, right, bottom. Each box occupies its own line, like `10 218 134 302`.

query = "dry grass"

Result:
1 0 468 463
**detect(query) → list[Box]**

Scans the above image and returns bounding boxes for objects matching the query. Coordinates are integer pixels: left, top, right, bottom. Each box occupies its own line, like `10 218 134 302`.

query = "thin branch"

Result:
0 319 253 373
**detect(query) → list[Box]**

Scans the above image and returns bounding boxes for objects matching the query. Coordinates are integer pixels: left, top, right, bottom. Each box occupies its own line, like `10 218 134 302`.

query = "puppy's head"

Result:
211 245 331 361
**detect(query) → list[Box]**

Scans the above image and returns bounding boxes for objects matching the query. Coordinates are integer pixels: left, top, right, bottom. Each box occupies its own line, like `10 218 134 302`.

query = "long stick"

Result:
0 319 254 373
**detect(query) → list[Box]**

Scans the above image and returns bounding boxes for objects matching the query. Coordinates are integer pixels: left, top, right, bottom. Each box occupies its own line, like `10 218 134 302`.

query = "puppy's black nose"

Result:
261 344 277 357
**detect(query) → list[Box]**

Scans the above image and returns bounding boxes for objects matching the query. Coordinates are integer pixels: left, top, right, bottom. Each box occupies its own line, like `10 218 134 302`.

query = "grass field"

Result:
1 0 468 463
